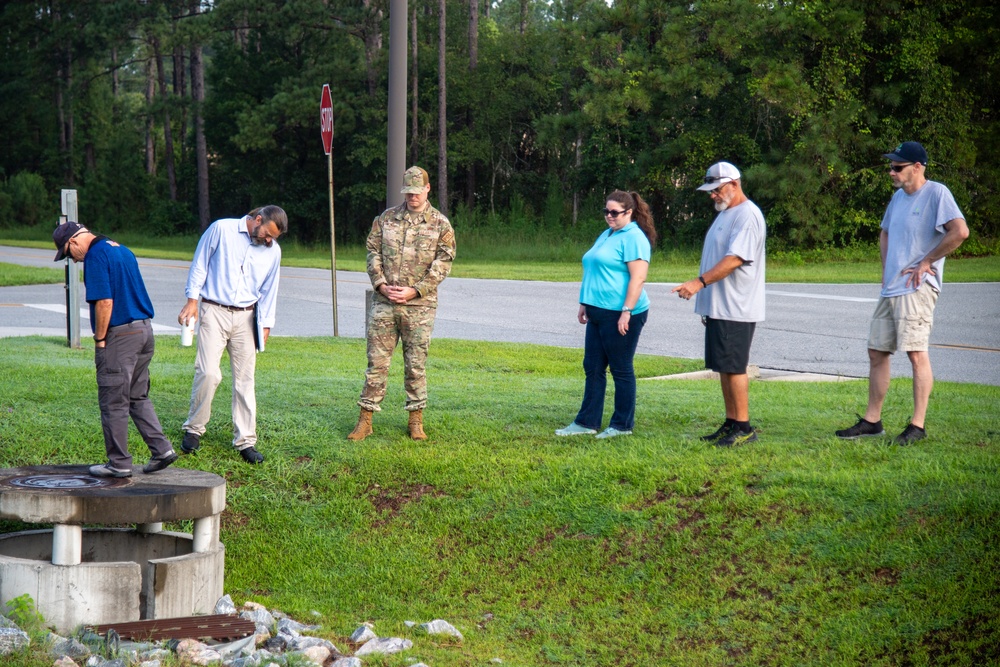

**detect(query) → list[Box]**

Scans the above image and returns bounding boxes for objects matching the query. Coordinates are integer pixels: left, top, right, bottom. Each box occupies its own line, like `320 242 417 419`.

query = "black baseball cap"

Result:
52 222 84 261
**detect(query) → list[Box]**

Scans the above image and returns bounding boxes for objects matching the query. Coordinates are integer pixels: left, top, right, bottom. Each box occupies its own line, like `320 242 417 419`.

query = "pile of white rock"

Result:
1 595 467 667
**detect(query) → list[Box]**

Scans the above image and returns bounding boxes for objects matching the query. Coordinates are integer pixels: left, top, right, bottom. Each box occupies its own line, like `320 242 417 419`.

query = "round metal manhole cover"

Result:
2 474 131 490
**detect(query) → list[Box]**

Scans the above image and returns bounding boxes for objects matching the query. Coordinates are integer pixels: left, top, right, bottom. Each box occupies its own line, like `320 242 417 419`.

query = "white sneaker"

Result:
555 423 597 436
595 427 632 439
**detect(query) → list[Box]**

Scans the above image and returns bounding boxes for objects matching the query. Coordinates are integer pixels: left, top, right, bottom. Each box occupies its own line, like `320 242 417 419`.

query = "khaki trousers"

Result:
183 301 257 450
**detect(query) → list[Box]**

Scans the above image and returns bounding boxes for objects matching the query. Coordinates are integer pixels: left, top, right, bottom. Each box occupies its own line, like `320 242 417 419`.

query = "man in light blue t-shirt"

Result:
836 142 968 445
673 162 766 448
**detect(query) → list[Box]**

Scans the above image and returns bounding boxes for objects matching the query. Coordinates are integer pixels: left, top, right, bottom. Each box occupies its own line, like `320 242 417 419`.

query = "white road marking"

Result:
767 290 878 303
21 303 180 332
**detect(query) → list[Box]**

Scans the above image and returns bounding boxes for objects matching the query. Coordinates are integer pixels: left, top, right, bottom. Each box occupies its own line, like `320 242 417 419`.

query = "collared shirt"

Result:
367 203 456 308
83 237 155 331
579 221 651 314
185 216 282 327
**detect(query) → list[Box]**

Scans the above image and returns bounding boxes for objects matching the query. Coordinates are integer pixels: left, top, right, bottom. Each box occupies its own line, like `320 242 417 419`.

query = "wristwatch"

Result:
698 276 708 288
622 306 632 313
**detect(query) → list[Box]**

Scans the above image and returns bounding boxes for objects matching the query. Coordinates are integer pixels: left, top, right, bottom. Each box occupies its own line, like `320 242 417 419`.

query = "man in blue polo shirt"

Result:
53 222 178 477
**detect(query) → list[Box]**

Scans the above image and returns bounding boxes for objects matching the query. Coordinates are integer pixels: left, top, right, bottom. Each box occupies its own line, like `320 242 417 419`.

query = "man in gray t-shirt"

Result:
836 141 968 445
673 161 766 448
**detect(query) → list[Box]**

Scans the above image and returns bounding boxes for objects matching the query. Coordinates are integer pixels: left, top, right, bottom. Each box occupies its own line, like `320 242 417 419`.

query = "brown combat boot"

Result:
408 409 427 440
347 408 374 441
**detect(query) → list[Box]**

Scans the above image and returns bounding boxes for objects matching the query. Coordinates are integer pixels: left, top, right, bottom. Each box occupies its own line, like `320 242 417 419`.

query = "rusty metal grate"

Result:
87 614 256 641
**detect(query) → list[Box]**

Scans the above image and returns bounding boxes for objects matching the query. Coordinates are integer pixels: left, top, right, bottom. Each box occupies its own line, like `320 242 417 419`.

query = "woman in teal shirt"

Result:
556 190 657 438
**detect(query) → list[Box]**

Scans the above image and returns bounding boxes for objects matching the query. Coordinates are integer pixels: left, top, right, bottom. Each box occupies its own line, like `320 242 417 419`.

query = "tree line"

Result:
1 0 996 250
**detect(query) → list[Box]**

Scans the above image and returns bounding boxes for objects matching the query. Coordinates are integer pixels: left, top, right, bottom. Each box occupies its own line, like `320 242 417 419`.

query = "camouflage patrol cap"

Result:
401 166 430 194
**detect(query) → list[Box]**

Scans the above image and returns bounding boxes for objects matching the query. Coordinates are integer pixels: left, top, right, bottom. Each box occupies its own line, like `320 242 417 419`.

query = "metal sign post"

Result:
320 84 338 337
60 189 81 348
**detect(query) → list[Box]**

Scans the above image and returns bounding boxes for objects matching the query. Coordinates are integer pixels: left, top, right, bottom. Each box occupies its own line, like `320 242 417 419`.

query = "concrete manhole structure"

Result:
0 465 226 633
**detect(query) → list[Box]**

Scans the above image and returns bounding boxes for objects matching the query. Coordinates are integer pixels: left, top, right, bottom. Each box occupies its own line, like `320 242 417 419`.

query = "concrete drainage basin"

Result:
0 465 226 634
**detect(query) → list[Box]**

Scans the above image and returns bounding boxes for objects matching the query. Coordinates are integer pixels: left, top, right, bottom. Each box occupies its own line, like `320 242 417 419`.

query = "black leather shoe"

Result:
89 463 132 478
143 451 179 474
239 446 264 464
181 431 201 454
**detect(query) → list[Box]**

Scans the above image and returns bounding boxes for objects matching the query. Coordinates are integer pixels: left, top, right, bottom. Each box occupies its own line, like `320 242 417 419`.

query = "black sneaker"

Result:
239 446 265 464
716 428 758 448
700 420 736 442
89 463 132 478
835 415 885 439
143 451 179 474
181 431 201 454
893 423 926 446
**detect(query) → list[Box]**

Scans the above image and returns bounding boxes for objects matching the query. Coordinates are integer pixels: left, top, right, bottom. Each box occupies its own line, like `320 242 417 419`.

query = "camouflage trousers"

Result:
358 302 437 412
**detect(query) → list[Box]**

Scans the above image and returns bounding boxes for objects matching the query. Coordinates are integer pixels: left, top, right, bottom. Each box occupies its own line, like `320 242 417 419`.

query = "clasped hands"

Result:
380 284 418 304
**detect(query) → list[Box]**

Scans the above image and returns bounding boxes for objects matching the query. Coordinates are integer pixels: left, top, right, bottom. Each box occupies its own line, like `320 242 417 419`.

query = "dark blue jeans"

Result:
574 305 648 431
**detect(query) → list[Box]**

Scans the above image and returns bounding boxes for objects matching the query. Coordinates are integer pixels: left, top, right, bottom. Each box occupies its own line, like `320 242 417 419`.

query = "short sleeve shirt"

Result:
694 201 766 322
83 237 155 332
579 221 651 313
880 180 964 297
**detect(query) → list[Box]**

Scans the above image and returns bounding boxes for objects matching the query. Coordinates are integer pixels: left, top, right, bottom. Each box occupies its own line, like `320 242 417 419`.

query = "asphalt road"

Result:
2 244 998 386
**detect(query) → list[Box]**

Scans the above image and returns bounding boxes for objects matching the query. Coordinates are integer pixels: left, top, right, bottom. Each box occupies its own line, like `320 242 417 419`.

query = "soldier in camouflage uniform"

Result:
348 166 457 441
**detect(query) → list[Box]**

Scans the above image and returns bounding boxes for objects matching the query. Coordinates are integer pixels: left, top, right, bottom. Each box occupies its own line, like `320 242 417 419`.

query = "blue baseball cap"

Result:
883 141 928 165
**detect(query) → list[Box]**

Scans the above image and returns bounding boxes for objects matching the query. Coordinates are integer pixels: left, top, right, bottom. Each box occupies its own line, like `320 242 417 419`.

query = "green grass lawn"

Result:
0 262 64 287
1 336 998 666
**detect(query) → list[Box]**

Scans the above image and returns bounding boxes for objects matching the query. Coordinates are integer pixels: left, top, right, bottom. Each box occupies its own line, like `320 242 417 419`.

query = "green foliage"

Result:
3 594 46 634
4 173 50 227
0 0 996 251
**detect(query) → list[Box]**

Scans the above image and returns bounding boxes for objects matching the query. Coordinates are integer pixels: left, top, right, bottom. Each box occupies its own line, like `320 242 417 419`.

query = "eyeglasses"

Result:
64 230 84 257
603 208 629 218
703 176 732 185
888 163 914 173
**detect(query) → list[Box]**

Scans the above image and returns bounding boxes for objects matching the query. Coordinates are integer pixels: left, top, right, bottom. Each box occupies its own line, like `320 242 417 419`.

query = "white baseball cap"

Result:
696 162 741 191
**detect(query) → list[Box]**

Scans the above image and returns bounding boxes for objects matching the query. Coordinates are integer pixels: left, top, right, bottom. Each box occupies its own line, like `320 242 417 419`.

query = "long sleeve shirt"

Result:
184 216 282 327
366 203 456 307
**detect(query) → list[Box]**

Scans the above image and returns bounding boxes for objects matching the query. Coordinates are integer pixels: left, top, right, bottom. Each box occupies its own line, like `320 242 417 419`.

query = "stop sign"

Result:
320 84 334 155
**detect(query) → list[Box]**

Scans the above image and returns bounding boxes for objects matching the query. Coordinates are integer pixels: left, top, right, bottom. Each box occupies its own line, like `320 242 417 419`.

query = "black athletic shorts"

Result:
703 317 756 374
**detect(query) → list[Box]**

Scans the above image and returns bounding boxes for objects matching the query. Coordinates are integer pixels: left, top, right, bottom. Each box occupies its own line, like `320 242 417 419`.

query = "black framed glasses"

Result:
888 163 914 173
64 230 84 257
603 208 629 218
703 176 732 185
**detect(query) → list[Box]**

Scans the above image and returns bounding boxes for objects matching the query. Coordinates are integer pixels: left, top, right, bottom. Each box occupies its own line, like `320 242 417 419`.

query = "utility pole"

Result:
387 0 408 207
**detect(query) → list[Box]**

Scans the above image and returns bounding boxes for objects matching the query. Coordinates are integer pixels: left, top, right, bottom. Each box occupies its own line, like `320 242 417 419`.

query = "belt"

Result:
202 298 255 312
109 319 151 330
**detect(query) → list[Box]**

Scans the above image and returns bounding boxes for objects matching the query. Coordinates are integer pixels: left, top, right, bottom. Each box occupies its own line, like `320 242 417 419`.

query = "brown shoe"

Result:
408 409 427 441
347 408 374 441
